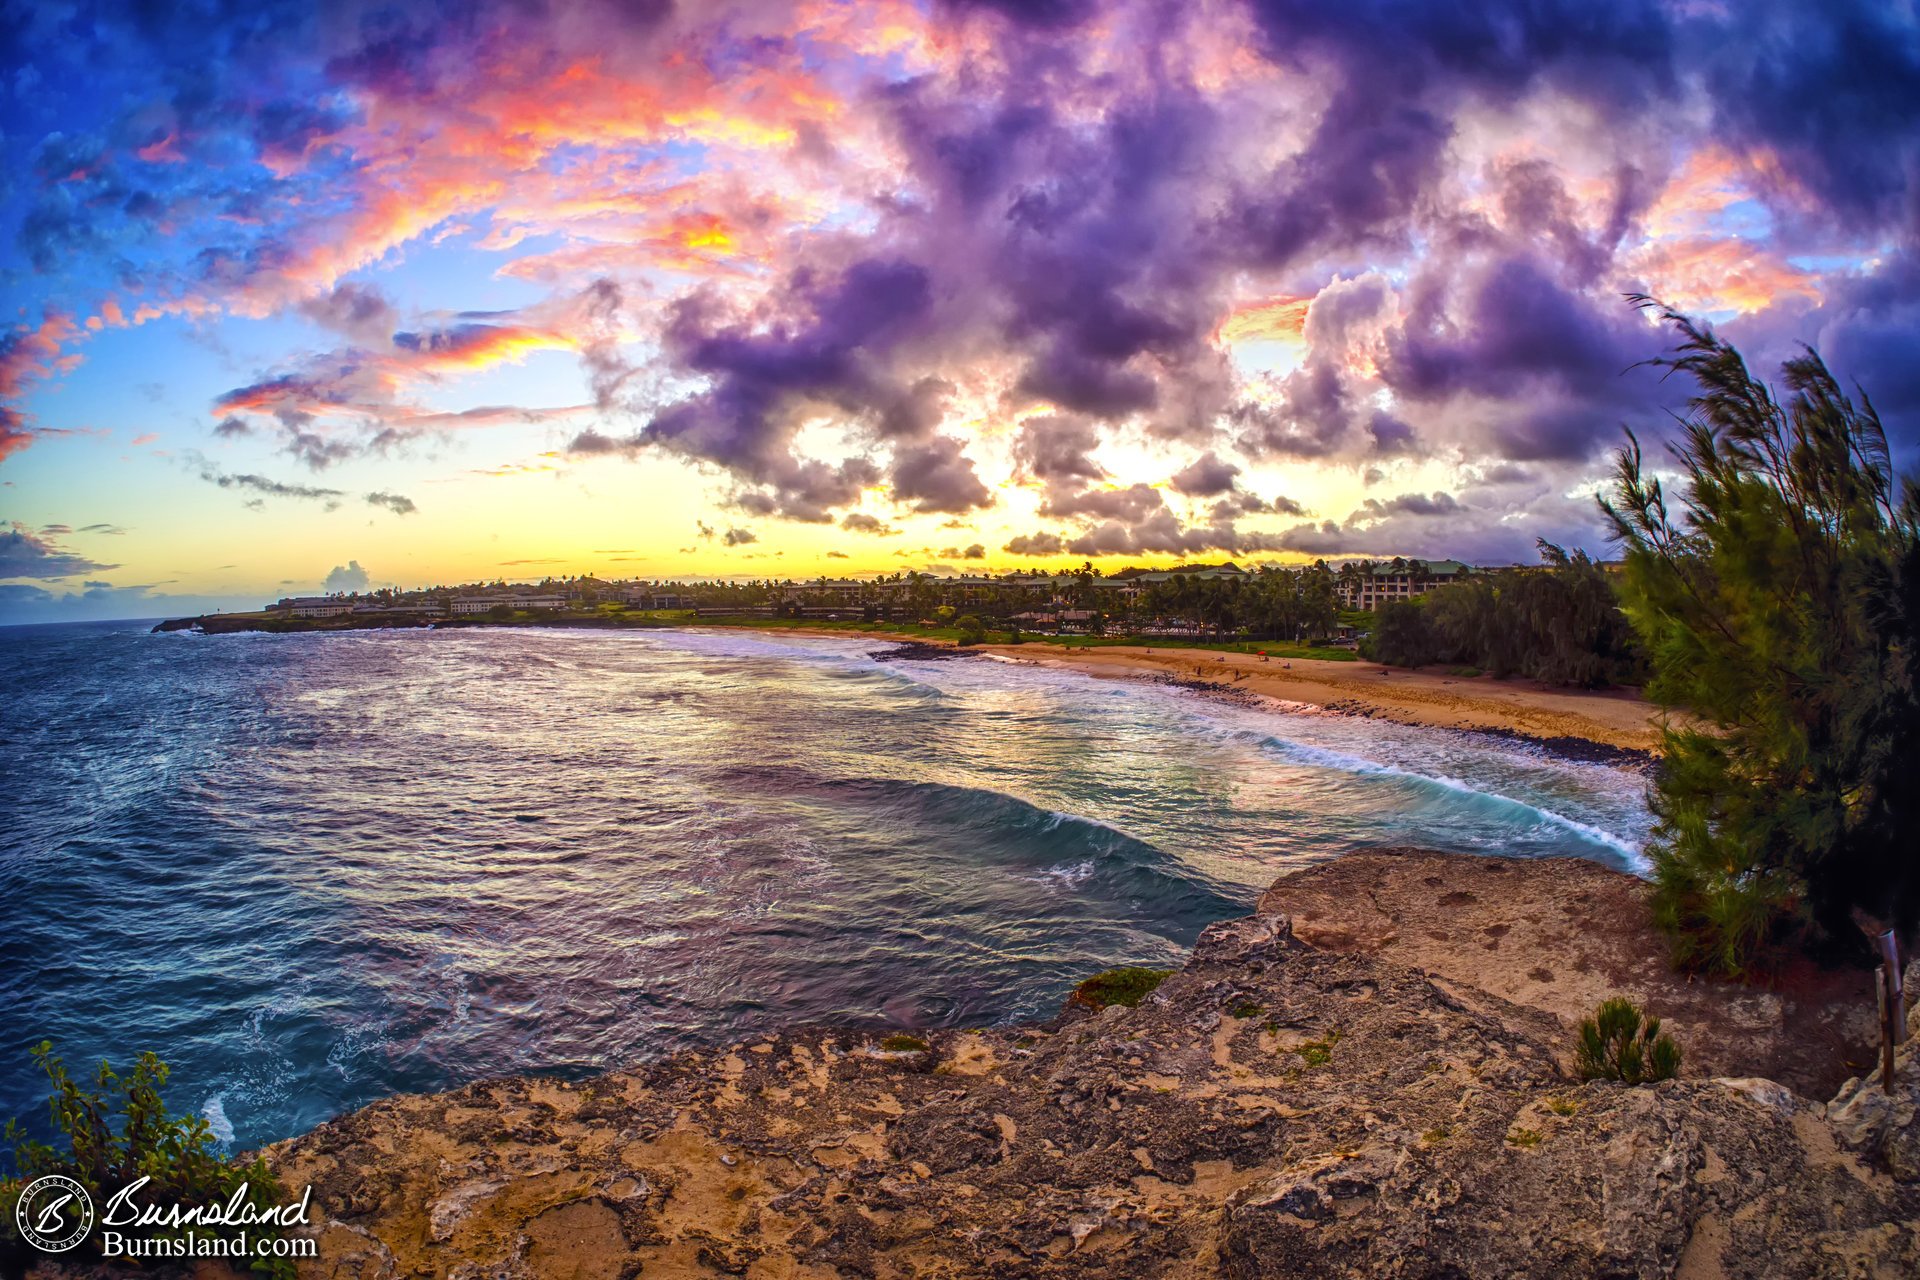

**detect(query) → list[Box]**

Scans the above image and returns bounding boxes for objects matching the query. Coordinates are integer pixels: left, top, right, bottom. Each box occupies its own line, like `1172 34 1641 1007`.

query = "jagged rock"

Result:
1828 1038 1920 1182
240 858 1920 1278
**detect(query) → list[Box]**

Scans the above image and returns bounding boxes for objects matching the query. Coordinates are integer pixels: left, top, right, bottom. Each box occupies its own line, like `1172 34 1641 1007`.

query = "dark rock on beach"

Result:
1466 724 1659 769
868 641 978 662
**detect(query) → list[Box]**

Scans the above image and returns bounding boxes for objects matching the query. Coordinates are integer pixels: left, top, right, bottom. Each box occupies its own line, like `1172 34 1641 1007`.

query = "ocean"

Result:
0 621 1651 1150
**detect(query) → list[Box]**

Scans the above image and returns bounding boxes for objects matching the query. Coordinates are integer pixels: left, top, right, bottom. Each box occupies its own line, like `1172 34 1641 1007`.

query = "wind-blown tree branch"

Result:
1600 298 1920 975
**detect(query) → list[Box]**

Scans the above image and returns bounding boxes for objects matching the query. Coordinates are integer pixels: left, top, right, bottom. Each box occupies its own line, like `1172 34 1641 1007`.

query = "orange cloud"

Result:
1216 296 1311 345
1645 146 1752 237
1629 236 1822 315
0 313 84 463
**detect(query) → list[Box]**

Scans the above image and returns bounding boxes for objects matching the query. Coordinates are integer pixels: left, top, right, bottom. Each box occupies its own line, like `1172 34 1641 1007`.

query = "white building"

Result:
281 596 355 618
450 593 568 614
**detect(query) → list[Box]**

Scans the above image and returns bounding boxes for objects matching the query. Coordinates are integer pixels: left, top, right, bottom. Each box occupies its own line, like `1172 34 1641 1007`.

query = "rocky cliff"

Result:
268 852 1920 1279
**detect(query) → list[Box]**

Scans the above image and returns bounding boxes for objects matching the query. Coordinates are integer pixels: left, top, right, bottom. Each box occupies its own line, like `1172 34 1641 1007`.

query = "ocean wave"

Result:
1253 735 1648 871
704 766 1245 929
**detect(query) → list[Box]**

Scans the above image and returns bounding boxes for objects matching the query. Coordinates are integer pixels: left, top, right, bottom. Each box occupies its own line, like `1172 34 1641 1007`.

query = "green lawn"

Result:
671 613 1359 658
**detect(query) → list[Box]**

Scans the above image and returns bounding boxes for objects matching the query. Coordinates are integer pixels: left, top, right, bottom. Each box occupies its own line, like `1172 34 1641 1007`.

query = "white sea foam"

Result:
1031 859 1096 888
202 1095 235 1144
1253 736 1649 871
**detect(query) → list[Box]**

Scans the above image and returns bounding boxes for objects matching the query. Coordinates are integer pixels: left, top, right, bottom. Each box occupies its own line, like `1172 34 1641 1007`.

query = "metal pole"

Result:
1877 930 1904 1095
1889 931 1909 1043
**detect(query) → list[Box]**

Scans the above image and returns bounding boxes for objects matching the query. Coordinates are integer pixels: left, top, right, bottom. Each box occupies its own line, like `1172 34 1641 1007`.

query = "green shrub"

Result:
2 1042 300 1275
1295 1032 1340 1067
1603 303 1920 973
1071 967 1172 1010
1574 998 1681 1084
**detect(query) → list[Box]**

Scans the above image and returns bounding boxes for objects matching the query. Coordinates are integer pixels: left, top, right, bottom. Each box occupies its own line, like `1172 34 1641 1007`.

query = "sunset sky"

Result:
3 0 1916 621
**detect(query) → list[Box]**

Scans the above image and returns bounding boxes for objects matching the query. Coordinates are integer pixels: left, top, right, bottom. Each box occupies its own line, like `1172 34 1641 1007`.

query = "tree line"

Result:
1359 545 1644 687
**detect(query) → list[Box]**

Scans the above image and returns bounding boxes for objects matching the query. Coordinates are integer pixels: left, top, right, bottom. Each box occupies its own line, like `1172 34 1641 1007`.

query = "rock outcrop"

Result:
1258 849 1880 1096
266 856 1919 1279
1827 960 1920 1184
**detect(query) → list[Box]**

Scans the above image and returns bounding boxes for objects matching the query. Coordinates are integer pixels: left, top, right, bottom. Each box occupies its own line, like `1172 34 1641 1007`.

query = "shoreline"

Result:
151 611 1665 758
978 641 1664 756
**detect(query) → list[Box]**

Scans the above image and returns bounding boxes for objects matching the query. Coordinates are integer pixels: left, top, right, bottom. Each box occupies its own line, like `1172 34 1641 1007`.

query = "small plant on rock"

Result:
1071 967 1172 1010
1574 997 1681 1084
879 1034 930 1054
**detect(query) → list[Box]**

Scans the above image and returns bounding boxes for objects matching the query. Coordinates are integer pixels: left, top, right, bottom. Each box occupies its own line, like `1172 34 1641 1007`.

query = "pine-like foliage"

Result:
1574 997 1682 1084
1600 300 1920 975
1421 543 1642 685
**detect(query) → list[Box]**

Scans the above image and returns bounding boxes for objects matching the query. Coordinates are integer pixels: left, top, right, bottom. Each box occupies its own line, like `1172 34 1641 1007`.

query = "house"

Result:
1338 560 1474 610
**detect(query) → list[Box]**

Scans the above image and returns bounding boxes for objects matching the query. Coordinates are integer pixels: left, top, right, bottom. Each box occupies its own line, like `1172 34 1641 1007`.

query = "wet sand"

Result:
977 643 1666 754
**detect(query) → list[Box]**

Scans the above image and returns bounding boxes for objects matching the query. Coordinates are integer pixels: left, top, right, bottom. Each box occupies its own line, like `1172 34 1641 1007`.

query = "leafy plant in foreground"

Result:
2 1042 298 1276
1574 997 1682 1084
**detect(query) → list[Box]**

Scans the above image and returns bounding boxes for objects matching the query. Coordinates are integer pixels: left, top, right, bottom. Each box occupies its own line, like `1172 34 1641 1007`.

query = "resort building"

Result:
450 593 568 614
625 586 689 609
280 596 355 618
781 578 870 604
1114 564 1251 599
1338 560 1474 610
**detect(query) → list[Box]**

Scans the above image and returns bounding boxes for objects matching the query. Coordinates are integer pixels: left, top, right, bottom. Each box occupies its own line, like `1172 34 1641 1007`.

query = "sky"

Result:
2 0 1917 622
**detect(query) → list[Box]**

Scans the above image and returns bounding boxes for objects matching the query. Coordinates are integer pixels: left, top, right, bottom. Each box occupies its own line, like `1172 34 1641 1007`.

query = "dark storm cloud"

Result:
1040 481 1164 524
1235 358 1418 461
1003 531 1066 555
1273 486 1606 563
1012 416 1107 485
1720 248 1920 458
9 0 1920 511
1701 1 1920 235
365 491 417 515
939 0 1097 29
1359 491 1464 519
1243 0 1677 112
1168 450 1240 497
1379 255 1672 462
889 435 993 514
625 259 960 519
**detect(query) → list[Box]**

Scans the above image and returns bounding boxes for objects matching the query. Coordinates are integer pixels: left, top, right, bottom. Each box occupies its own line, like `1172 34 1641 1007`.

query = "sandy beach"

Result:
977 642 1666 754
